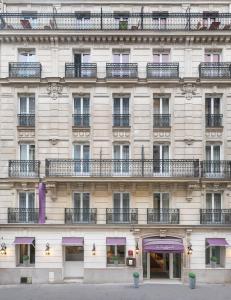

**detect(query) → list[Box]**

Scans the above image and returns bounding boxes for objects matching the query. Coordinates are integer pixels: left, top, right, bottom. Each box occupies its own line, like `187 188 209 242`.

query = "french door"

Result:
73 193 90 222
113 192 130 223
206 193 222 223
18 50 36 77
113 53 129 77
205 145 221 176
20 144 35 175
153 53 170 77
19 96 35 126
73 96 90 127
73 144 90 174
113 144 130 175
74 53 90 77
153 144 169 175
205 97 221 127
204 53 221 77
153 97 169 127
113 96 129 126
153 193 169 222
19 192 35 223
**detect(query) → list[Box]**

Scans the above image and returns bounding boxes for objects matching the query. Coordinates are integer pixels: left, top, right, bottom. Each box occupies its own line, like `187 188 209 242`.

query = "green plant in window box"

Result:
119 20 128 30
23 255 29 266
188 272 196 289
210 256 217 268
112 255 119 266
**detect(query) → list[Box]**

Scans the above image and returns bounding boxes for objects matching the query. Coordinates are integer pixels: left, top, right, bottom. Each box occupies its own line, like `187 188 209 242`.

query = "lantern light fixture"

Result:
0 238 6 255
45 243 50 255
187 243 193 255
135 242 139 255
92 243 96 256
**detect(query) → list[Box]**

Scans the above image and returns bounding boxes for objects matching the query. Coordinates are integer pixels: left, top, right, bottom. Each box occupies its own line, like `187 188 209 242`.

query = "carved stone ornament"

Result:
181 83 197 100
47 83 63 100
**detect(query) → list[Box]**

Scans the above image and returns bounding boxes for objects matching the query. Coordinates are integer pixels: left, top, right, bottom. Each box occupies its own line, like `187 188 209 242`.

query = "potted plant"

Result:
119 20 128 30
23 255 30 266
133 272 139 288
112 255 119 266
210 256 217 268
188 272 196 289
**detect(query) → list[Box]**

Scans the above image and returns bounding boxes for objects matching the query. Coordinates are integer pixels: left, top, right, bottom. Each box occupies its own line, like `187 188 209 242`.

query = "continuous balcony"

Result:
147 63 179 79
106 63 138 79
8 208 39 223
200 209 231 225
73 114 90 128
106 208 138 224
18 114 35 127
201 161 231 179
9 62 42 78
113 114 130 127
65 63 97 78
8 160 40 178
205 114 223 128
147 209 179 224
65 208 97 224
199 62 231 79
153 114 171 128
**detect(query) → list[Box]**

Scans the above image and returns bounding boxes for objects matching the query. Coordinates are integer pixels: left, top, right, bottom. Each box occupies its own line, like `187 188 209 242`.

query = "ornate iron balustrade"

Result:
106 63 138 79
205 114 223 127
201 160 231 179
147 63 179 79
200 209 231 224
65 208 97 224
106 208 138 224
9 62 42 78
153 114 171 128
65 63 97 78
73 114 90 127
199 62 231 79
18 114 35 127
1 13 231 31
9 160 40 177
45 159 199 177
8 208 39 223
147 208 179 224
113 114 130 127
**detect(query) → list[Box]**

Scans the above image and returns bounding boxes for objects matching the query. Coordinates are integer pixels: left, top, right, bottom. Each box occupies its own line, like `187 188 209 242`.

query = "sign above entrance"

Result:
143 237 184 253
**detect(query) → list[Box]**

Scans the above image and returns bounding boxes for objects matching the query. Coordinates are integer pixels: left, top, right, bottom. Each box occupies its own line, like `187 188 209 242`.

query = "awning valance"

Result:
143 238 184 253
206 238 229 247
14 237 34 245
62 237 84 246
106 237 126 246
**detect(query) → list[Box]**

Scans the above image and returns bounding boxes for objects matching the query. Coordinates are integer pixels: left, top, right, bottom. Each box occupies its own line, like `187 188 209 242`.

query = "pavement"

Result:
0 282 231 300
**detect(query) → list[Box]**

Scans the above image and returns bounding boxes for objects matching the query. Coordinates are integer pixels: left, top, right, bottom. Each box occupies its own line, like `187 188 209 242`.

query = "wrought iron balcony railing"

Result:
2 13 231 31
9 160 40 177
106 208 138 224
18 114 35 127
65 63 97 78
9 62 42 78
153 114 171 128
205 114 223 127
8 208 39 223
106 63 138 79
45 159 199 178
113 114 130 127
147 208 180 224
147 63 179 79
199 62 231 79
65 208 97 224
201 160 231 179
73 114 90 127
200 209 231 225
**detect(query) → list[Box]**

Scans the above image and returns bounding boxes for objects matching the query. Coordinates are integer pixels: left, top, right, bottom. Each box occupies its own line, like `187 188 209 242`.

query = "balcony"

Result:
205 114 223 128
113 114 130 127
9 62 42 78
201 160 231 179
8 208 39 223
9 160 40 177
106 63 138 79
153 114 171 128
106 208 138 224
73 114 90 128
199 62 231 79
65 63 97 78
200 209 231 225
147 208 179 224
65 208 97 224
45 159 199 178
147 63 179 79
18 114 35 127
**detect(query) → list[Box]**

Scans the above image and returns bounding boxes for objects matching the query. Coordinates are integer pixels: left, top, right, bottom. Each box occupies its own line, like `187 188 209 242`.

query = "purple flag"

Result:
38 182 46 224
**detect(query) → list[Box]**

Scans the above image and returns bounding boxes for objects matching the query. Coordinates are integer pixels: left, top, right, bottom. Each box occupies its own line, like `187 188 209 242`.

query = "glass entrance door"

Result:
150 253 169 278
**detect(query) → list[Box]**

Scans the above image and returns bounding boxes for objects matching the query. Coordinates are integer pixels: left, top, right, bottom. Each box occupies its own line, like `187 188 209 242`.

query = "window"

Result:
113 144 130 174
113 96 129 127
113 193 130 223
73 52 91 77
19 144 36 176
73 144 90 174
107 245 125 265
152 12 169 30
114 12 129 29
153 97 170 127
18 49 36 63
19 191 35 223
65 246 84 261
153 52 169 63
154 193 169 209
19 95 35 126
73 96 90 127
205 193 222 224
20 144 35 160
21 11 37 29
205 144 221 176
17 243 35 266
204 52 220 63
205 240 225 267
152 51 171 77
75 12 91 30
73 193 90 222
153 144 170 175
205 97 221 127
203 12 219 28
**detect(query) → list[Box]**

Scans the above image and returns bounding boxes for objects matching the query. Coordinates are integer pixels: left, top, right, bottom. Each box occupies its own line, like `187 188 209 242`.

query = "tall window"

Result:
73 96 90 127
74 52 90 77
205 144 221 176
107 244 126 265
204 52 220 63
205 97 221 127
73 192 90 222
18 191 35 223
114 12 129 29
113 96 129 127
152 12 168 30
73 144 90 174
153 144 169 175
153 97 170 127
18 49 36 63
153 52 169 63
19 144 35 176
18 49 36 77
19 95 35 126
112 52 130 77
113 193 130 223
113 144 129 174
75 11 91 30
17 242 35 266
65 246 84 261
206 193 222 223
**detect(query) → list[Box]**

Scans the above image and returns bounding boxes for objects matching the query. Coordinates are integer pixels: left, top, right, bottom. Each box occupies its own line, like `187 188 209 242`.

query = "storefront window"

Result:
18 244 35 266
65 246 84 261
107 245 125 266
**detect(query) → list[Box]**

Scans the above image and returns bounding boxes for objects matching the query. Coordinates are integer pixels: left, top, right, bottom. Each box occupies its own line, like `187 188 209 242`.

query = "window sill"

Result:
205 266 225 269
16 264 35 268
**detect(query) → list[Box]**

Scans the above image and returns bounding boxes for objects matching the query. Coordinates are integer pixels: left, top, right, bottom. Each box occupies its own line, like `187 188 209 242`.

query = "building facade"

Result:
0 0 231 284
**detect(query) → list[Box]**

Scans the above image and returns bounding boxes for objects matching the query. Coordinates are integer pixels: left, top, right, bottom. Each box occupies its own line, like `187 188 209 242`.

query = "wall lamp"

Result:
92 243 96 256
135 242 139 255
45 243 50 255
0 240 6 255
187 243 193 255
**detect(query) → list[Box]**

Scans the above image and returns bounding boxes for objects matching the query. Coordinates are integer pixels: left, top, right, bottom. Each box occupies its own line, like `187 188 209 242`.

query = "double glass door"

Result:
19 192 35 223
113 193 130 223
73 96 90 127
153 193 169 223
206 193 222 223
20 144 35 176
113 144 129 175
19 96 35 126
205 145 221 176
113 97 129 127
113 53 129 77
74 53 90 77
73 144 90 174
18 50 36 77
73 193 90 223
153 144 169 175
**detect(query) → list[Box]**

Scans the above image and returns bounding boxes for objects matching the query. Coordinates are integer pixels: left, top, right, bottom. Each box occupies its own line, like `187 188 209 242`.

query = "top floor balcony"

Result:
199 62 231 79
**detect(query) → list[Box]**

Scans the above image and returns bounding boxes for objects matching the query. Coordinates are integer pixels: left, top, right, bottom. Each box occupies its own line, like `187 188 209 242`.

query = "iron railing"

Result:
73 114 90 127
9 62 42 78
45 159 199 177
2 13 231 31
153 114 171 128
8 208 39 223
106 208 138 224
147 208 180 224
65 208 97 224
201 160 231 179
147 63 179 79
200 209 231 224
113 114 130 127
205 114 223 127
18 114 35 127
8 160 40 177
65 63 97 78
106 63 138 78
199 62 231 79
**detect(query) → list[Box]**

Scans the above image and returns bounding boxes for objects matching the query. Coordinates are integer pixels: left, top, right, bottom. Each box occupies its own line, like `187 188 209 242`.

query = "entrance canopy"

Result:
14 237 35 244
206 238 229 247
143 237 184 253
62 237 84 246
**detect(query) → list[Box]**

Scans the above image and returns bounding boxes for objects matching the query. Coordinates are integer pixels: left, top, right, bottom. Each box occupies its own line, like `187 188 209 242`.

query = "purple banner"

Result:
38 182 46 224
143 238 184 253
207 238 229 247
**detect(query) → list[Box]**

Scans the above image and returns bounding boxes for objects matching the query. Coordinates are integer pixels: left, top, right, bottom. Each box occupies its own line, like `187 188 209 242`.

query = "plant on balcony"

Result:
210 256 217 268
188 272 196 289
119 20 128 30
133 272 140 288
23 255 30 266
112 255 119 266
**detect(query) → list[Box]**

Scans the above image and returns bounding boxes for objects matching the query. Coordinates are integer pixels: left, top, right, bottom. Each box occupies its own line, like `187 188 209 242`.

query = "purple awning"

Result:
38 182 46 224
143 238 184 253
62 237 84 246
14 237 34 245
207 238 230 247
106 237 126 246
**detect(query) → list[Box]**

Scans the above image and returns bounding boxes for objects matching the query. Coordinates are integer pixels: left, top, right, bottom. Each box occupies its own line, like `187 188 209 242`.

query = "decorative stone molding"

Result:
205 130 223 140
47 83 63 100
160 229 167 237
49 138 59 145
153 130 171 139
181 83 197 100
18 129 35 140
73 129 90 138
113 129 130 139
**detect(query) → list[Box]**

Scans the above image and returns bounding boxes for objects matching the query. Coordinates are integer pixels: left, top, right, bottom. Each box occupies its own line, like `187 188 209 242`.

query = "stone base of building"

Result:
183 268 231 284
